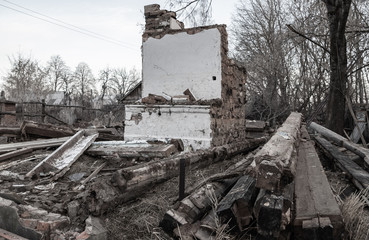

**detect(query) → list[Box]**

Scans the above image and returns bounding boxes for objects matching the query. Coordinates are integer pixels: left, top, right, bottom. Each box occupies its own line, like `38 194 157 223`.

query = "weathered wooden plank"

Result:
254 112 302 191
26 130 98 179
0 137 70 154
0 148 33 162
294 126 342 239
309 121 369 167
217 175 258 231
315 136 369 190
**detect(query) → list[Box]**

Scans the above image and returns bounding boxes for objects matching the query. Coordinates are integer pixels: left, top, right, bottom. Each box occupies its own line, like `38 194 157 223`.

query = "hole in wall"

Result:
212 76 216 81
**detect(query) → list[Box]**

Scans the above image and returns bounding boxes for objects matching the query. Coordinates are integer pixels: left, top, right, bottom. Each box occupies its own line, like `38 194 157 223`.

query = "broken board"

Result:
26 130 98 179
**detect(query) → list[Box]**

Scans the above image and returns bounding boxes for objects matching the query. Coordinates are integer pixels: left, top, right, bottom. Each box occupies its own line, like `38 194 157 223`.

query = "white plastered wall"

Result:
142 28 222 100
125 105 212 151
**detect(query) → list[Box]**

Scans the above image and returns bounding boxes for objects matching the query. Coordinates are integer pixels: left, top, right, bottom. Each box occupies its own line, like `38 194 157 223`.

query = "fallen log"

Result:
253 112 302 191
314 136 369 190
309 121 369 167
111 137 267 192
294 126 343 239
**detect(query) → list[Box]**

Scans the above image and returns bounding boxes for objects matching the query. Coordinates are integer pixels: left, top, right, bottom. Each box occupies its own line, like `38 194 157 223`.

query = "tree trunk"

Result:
324 0 351 135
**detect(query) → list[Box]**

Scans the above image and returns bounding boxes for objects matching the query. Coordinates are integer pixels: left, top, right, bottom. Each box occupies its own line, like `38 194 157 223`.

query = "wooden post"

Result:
179 158 186 201
41 99 46 123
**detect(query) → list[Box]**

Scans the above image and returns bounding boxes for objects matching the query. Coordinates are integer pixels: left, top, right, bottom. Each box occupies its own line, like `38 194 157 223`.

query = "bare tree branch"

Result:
286 24 330 53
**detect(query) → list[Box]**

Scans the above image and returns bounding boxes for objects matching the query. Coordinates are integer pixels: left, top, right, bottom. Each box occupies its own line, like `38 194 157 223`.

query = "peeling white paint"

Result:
142 28 222 100
125 105 212 151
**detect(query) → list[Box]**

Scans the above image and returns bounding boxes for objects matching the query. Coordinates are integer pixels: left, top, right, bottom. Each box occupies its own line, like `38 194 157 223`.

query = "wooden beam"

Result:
0 137 70 154
217 175 258 231
253 112 302 191
314 136 369 190
309 121 369 167
0 148 33 162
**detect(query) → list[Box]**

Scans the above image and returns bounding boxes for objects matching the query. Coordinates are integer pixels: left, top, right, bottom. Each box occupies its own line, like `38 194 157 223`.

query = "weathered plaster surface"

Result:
142 28 222 100
125 105 212 150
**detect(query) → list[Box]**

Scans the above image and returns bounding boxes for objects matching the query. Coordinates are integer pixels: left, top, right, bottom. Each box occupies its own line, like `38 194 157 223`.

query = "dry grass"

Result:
340 188 369 240
104 154 246 239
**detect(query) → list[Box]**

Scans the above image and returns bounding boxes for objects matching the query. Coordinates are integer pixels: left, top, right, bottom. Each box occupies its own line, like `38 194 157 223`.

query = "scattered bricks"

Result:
76 216 108 240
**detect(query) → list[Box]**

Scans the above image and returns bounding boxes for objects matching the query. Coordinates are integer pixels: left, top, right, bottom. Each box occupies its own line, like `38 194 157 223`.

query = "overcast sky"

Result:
0 0 238 85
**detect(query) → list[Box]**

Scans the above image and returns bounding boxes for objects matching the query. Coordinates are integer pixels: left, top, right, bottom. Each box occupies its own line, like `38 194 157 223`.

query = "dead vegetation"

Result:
340 188 369 240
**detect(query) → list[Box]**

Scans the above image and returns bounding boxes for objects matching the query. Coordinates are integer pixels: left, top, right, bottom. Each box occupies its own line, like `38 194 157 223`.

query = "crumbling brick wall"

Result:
138 5 247 149
210 25 247 147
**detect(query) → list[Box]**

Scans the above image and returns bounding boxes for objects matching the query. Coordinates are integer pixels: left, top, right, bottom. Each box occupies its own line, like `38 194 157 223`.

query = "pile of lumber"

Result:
160 112 344 239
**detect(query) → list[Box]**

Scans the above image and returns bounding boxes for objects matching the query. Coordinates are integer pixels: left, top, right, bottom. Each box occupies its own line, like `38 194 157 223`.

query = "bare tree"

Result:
73 62 95 106
111 68 140 101
3 54 49 101
232 0 292 124
323 0 352 135
166 0 213 27
98 67 115 103
46 55 68 92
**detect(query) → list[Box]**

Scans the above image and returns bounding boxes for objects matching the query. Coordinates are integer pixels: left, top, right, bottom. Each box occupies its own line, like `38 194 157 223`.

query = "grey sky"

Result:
0 0 238 85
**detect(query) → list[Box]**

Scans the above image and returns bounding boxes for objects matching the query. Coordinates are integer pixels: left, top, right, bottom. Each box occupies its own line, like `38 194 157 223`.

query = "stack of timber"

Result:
294 126 343 239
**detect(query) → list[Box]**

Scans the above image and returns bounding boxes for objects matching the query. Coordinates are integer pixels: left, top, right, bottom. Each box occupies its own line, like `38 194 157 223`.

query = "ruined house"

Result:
125 4 247 150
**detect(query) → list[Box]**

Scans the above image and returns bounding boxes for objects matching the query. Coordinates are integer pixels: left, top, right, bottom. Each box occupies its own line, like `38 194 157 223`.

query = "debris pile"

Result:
159 112 346 239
